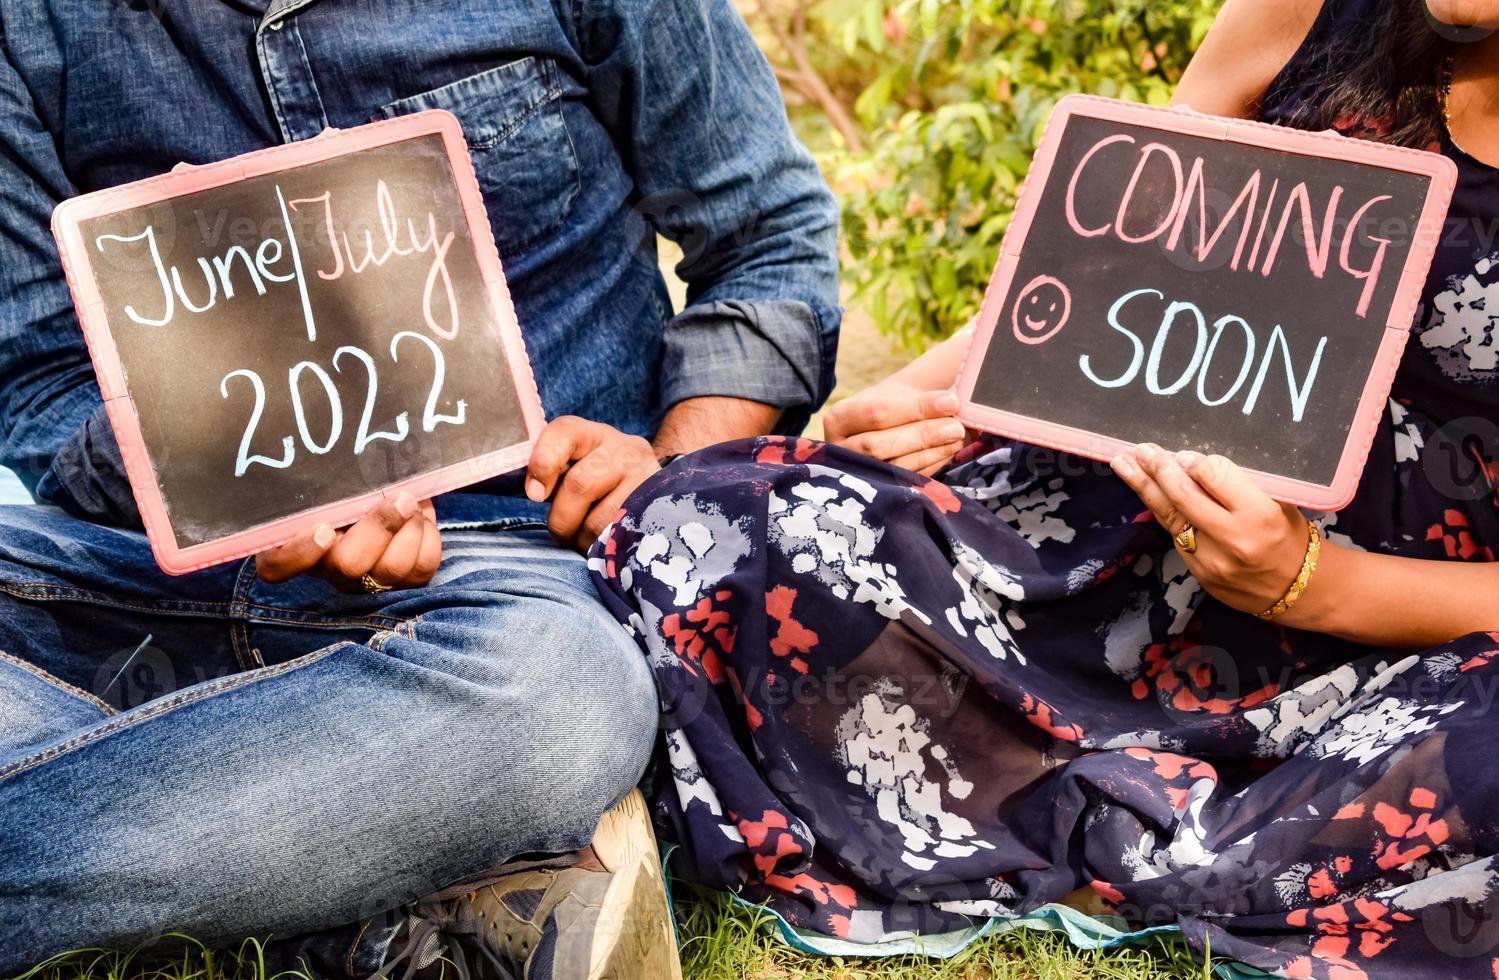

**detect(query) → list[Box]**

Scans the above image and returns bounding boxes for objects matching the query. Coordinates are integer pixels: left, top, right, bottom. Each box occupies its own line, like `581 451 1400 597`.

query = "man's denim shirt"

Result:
0 0 840 526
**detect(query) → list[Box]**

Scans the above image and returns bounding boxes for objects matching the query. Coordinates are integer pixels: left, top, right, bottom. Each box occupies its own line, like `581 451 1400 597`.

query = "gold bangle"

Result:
1257 521 1322 621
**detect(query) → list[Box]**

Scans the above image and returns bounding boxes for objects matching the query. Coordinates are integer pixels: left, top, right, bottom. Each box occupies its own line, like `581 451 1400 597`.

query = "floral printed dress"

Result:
589 3 1499 977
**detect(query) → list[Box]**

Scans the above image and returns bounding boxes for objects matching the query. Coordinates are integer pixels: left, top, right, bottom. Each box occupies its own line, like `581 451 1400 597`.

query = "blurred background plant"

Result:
744 0 1220 349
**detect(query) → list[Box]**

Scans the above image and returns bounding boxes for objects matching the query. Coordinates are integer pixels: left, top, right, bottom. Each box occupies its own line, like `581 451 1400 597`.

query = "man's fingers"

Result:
526 417 601 501
257 523 337 583
529 421 655 550
322 493 419 580
548 451 624 544
579 485 633 550
368 493 419 534
258 495 438 591
412 518 443 585
368 515 428 587
890 440 966 476
575 449 659 550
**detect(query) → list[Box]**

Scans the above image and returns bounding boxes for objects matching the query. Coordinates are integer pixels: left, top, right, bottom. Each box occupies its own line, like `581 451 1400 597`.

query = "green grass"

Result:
11 890 1211 980
10 937 292 980
676 889 1210 980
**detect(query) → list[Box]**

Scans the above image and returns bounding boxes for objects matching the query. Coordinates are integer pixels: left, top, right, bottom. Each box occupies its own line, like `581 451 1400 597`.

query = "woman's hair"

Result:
1289 0 1451 148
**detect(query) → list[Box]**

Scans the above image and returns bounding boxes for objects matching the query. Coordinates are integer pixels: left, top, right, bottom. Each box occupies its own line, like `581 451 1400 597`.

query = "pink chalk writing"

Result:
1061 134 1393 318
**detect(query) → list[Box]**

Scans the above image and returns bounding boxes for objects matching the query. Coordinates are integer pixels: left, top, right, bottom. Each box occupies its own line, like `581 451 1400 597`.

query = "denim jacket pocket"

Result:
376 57 581 259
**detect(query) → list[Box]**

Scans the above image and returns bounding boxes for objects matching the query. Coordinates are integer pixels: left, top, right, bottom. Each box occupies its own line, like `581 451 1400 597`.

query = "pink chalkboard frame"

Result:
51 110 547 575
954 94 1458 512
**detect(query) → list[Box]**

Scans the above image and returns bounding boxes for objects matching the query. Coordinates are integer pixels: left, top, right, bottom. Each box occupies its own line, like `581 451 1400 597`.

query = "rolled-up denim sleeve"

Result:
566 0 842 431
0 28 138 525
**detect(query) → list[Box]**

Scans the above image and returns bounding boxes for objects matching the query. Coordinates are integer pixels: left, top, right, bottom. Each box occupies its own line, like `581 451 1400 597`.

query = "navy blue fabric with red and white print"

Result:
591 424 1497 978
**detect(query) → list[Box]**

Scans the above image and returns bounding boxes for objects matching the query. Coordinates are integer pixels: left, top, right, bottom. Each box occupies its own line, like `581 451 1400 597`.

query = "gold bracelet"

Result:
1258 520 1322 621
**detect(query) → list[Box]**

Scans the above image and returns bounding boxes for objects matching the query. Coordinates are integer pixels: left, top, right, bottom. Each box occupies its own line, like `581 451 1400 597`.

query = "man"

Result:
0 0 840 975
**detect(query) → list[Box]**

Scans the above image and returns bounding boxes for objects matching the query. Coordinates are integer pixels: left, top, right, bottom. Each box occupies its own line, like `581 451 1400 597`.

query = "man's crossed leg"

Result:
0 506 663 978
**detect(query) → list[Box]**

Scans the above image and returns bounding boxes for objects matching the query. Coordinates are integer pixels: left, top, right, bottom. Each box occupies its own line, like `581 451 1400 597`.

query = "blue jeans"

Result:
0 506 658 975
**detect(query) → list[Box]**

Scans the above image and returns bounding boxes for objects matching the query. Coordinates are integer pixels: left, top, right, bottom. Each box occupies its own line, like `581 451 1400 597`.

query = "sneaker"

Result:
376 790 681 980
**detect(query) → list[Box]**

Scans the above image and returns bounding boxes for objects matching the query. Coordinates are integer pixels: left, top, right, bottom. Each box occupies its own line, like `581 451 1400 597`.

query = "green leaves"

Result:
806 0 1221 348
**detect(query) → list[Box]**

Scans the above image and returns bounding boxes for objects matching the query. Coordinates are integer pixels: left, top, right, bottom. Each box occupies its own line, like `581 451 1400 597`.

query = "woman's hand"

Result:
822 383 969 476
526 416 661 551
257 493 442 592
1110 444 1309 616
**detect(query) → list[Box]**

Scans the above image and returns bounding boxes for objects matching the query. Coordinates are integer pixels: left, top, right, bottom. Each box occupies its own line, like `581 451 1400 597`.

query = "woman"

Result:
592 0 1499 976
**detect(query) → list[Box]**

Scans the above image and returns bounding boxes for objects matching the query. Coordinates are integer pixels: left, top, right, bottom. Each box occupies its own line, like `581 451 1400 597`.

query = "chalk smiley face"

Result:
1011 275 1072 345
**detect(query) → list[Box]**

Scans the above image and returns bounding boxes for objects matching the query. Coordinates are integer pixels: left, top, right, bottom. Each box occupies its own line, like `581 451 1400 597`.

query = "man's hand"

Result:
822 383 969 476
527 417 661 551
256 493 442 592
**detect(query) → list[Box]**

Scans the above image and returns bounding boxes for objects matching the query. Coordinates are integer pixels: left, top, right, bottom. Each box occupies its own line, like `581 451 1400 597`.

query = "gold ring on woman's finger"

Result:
361 573 395 595
1173 523 1198 555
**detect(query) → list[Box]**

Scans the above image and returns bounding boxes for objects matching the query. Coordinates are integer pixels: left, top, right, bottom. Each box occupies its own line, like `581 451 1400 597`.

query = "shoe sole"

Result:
585 790 682 980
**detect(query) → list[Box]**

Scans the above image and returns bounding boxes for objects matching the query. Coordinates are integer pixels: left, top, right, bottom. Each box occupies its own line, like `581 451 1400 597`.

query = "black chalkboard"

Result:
957 96 1455 510
55 113 542 571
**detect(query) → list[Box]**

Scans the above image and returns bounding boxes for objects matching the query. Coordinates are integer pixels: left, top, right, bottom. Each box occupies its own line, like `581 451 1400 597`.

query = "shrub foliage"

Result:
750 0 1222 347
